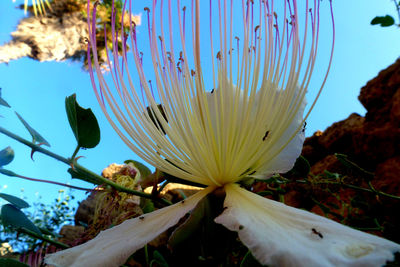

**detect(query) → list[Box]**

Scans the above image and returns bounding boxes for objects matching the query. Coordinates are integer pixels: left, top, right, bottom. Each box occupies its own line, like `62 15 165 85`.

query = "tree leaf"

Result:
240 250 264 267
286 155 310 177
371 15 395 27
0 88 11 108
1 204 42 235
68 167 102 185
168 195 211 248
124 160 151 179
15 112 50 147
0 193 30 209
150 250 169 267
65 94 100 149
0 146 14 167
0 259 29 267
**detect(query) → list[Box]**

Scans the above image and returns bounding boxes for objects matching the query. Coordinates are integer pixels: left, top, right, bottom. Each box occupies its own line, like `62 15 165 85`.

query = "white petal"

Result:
254 90 307 179
45 186 214 267
215 184 400 267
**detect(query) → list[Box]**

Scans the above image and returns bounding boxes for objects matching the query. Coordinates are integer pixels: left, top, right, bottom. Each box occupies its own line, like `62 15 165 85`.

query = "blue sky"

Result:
1 0 400 207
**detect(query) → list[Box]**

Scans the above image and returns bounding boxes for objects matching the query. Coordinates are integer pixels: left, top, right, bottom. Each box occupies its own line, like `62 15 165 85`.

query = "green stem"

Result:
71 145 80 160
296 179 400 200
0 168 95 191
393 0 400 25
19 227 69 249
144 244 149 267
0 126 69 164
0 126 172 206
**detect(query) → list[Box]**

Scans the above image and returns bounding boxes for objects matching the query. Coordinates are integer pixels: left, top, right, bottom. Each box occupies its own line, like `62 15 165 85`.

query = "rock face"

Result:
303 58 400 172
292 58 400 243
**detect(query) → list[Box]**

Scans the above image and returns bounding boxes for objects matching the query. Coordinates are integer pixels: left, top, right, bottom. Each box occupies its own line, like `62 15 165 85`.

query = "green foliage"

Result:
0 259 29 267
0 190 75 252
0 88 11 108
65 94 100 149
168 195 217 250
125 160 152 179
150 250 169 267
0 193 30 209
0 146 14 167
371 15 395 27
1 204 42 235
15 112 50 147
240 250 264 267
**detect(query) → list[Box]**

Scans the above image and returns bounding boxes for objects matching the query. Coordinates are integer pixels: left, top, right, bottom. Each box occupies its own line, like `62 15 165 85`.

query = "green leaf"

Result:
68 167 102 185
0 259 29 267
0 193 30 209
150 250 169 267
0 88 11 108
168 195 211 248
287 155 310 177
65 94 100 149
15 112 50 147
0 146 14 167
0 168 18 177
1 204 42 235
371 15 395 27
240 250 264 267
124 160 151 179
141 198 155 214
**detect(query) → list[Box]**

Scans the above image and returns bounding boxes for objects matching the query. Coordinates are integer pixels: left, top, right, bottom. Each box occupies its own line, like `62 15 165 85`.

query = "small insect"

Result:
181 200 185 204
211 88 215 94
262 131 270 141
311 228 323 239
139 216 145 220
302 121 307 133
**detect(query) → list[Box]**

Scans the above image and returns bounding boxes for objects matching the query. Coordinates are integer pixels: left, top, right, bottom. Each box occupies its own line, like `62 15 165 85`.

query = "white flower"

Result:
46 0 400 266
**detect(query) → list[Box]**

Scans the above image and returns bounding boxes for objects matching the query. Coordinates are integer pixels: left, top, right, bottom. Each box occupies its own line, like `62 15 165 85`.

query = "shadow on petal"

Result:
215 183 400 267
45 186 215 267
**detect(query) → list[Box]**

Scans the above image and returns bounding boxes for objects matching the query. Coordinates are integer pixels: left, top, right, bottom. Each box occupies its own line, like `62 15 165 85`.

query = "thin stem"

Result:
0 168 96 191
393 0 400 25
71 145 80 160
18 227 69 249
0 126 172 206
296 178 400 200
0 126 69 164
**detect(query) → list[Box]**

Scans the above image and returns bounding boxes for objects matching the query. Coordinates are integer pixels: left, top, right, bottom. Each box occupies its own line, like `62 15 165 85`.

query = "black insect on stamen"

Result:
302 121 307 133
262 131 270 141
211 88 215 94
311 228 323 239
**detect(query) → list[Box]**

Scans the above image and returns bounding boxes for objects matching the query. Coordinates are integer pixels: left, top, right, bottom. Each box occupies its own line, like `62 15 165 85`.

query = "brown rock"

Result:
359 58 400 123
317 113 364 153
310 155 345 175
74 192 97 226
390 89 400 125
58 225 85 244
352 123 400 165
302 130 325 165
358 59 400 117
373 157 400 196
